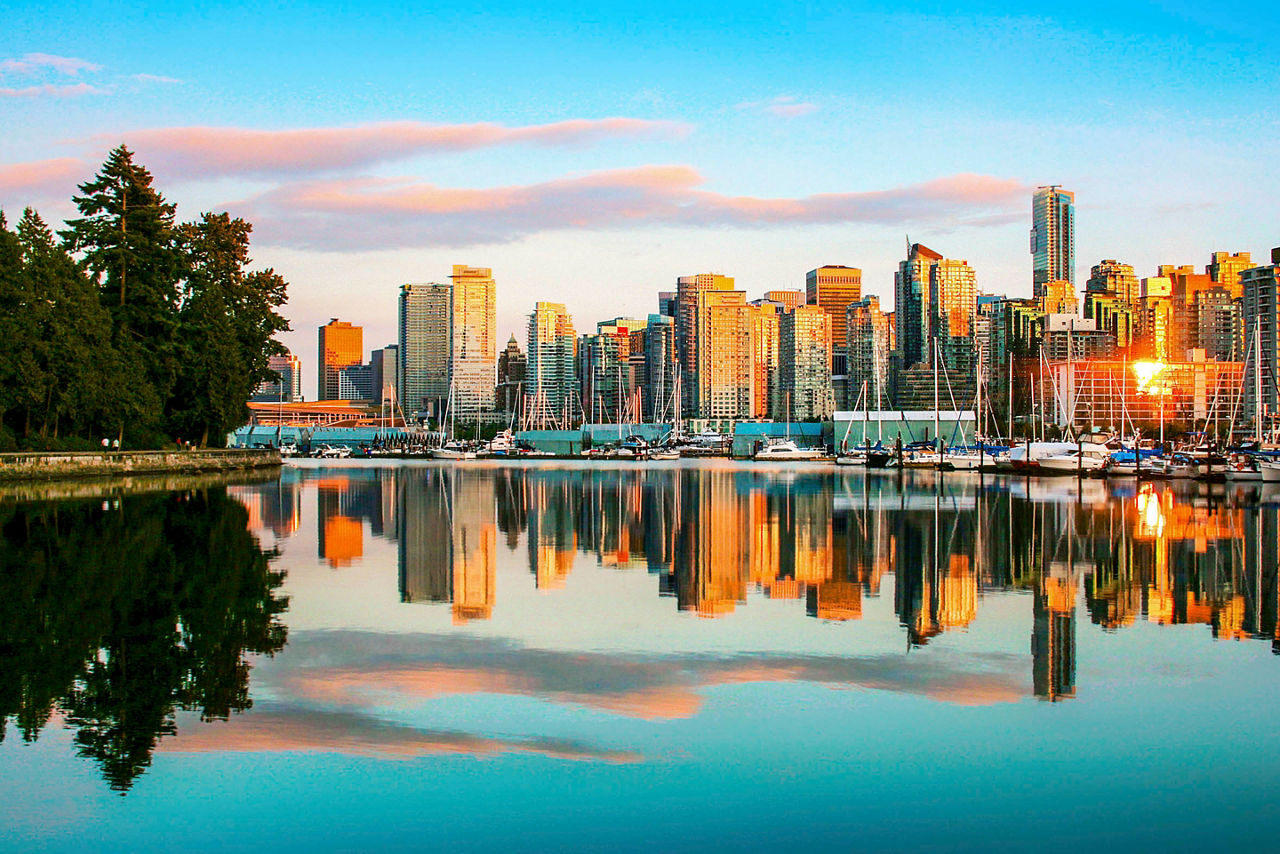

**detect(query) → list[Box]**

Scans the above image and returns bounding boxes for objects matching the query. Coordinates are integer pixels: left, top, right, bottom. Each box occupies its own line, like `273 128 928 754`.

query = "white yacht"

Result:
753 440 825 461
1037 444 1111 474
433 442 477 460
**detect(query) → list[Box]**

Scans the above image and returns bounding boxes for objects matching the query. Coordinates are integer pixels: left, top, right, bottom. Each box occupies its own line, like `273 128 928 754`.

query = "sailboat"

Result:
432 382 477 460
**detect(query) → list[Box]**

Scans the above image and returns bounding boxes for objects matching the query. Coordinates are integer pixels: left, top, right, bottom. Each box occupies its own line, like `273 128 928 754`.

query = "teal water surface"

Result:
3 460 1279 852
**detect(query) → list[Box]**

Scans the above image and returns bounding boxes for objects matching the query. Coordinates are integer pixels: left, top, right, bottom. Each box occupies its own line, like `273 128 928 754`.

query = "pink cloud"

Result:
0 52 101 76
111 118 692 178
0 82 106 98
736 95 819 118
232 165 1028 250
0 157 84 201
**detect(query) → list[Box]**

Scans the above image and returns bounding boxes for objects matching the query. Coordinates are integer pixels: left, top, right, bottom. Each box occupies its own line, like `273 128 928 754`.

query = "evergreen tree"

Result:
62 146 184 440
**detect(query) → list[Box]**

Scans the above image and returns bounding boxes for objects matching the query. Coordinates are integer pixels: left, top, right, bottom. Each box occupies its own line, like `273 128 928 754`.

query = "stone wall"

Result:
0 449 281 482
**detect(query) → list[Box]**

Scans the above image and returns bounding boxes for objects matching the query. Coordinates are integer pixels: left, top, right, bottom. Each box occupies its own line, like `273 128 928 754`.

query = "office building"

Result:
895 243 943 368
1031 185 1075 295
496 334 527 413
764 289 806 312
317 319 362 401
252 352 303 403
527 302 577 428
644 315 679 422
1085 259 1139 308
931 258 977 373
695 287 754 421
805 265 862 354
676 273 735 416
370 345 397 407
1241 249 1280 427
845 296 892 408
449 265 497 415
779 305 833 421
1208 251 1253 299
398 282 452 416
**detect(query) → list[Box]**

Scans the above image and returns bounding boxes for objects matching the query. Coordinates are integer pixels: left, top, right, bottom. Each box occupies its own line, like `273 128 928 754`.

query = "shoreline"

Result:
0 449 282 483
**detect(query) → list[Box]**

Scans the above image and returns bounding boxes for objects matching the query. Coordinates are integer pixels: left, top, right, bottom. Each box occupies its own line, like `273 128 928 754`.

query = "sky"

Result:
2 0 1278 400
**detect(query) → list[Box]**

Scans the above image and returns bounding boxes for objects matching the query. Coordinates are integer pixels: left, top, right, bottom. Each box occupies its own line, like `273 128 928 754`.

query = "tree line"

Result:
0 146 289 450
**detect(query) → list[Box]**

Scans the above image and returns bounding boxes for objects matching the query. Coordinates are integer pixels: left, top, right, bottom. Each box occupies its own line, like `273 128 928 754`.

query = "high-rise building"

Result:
657 291 677 318
337 363 375 402
695 288 754 421
764 289 806 312
398 282 452 416
252 351 303 403
1208 251 1253 299
1085 260 1139 307
846 296 892 408
750 302 780 418
643 315 678 422
526 302 577 427
581 316 647 422
779 305 833 421
1241 249 1280 427
317 319 362 401
1137 276 1174 360
448 265 497 415
895 243 943 368
805 265 862 356
1031 186 1076 295
496 335 527 413
931 258 977 373
370 345 397 407
676 273 735 416
1195 287 1241 362
1038 280 1079 316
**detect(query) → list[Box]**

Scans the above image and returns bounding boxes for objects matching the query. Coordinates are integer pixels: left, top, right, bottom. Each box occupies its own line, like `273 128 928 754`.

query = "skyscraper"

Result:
1241 249 1280 427
1031 186 1076 295
496 334 528 413
779 305 833 421
846 296 892 407
527 302 577 426
398 283 452 417
448 265 497 415
252 352 303 403
1085 259 1139 307
1208 251 1253 299
805 265 862 355
676 273 735 416
317 319 362 401
931 258 977 373
895 243 942 368
695 288 754 421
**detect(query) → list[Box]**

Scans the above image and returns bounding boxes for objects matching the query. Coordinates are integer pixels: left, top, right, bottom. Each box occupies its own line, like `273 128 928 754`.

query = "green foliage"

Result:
0 147 290 447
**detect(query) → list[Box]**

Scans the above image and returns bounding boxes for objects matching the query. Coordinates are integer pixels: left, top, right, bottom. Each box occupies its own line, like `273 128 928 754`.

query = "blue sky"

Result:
3 0 1277 398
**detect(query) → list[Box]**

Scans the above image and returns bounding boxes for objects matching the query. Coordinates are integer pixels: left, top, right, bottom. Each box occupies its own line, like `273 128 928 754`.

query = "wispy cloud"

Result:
0 157 84 199
233 165 1027 250
0 52 101 76
0 82 107 98
132 72 184 85
112 118 693 179
736 95 819 118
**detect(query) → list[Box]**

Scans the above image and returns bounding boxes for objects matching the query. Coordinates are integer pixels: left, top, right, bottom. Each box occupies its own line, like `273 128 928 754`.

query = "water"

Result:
3 461 1280 852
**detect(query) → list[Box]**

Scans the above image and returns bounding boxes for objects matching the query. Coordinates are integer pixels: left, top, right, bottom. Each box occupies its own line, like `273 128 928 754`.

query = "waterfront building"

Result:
676 273 736 416
526 302 578 428
749 302 781 418
778 305 833 421
845 296 892 408
317 319 362 401
695 287 755 422
1085 259 1140 308
1194 287 1241 362
805 265 862 356
895 243 942 367
1031 185 1076 295
643 315 679 422
252 351 303 403
1208 250 1253 299
1241 249 1280 427
369 345 397 407
448 265 498 415
764 289 806 312
1045 352 1244 432
931 258 977 374
398 282 452 417
337 363 375 402
496 335 527 413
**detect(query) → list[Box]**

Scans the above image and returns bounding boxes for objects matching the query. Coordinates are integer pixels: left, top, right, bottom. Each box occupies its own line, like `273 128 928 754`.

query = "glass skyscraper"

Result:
1031 186 1076 295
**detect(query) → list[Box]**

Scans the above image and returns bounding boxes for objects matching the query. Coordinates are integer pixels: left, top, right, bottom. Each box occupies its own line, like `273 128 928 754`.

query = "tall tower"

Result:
895 243 942 368
1031 186 1076 296
398 282 452 417
448 265 497 415
317 319 362 401
527 302 578 425
675 273 735 416
805 265 862 356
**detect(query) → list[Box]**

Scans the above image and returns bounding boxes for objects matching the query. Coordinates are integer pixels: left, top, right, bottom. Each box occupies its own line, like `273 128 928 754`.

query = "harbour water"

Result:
4 460 1280 851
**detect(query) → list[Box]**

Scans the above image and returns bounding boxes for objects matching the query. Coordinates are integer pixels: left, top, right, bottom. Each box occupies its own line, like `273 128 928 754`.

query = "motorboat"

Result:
1186 447 1228 482
1037 444 1111 475
1261 460 1280 483
279 442 298 458
835 450 866 467
649 448 680 461
1225 453 1264 482
753 439 826 461
433 441 477 460
311 443 351 459
940 449 983 471
1007 442 1077 473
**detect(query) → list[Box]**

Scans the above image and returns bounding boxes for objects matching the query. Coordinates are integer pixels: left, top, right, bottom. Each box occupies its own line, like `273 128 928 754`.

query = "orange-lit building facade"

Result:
317 319 363 401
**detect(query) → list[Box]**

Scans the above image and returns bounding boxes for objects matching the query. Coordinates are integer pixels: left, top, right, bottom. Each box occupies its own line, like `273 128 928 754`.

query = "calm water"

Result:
3 461 1280 852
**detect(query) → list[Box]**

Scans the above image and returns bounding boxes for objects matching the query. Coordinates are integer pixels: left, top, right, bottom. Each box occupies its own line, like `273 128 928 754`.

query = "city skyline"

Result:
3 2 1278 401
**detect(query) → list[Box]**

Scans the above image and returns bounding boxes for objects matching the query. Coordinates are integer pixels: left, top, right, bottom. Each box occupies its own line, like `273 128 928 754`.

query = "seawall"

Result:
0 449 281 482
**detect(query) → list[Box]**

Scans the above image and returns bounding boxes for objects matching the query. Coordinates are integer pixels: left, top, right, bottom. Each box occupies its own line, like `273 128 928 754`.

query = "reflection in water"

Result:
250 465 1279 704
0 487 287 791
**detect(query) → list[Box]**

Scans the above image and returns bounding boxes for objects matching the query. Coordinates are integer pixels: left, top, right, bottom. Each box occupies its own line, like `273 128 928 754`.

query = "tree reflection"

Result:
0 488 288 792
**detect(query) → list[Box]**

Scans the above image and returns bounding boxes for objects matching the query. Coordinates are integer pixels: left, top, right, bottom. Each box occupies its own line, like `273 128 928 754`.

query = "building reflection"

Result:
240 465 1280 694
